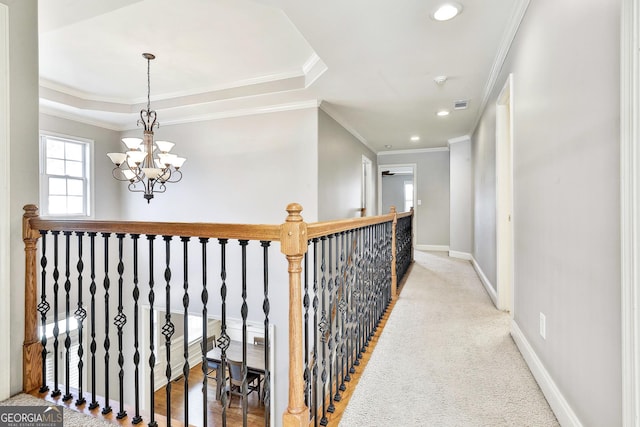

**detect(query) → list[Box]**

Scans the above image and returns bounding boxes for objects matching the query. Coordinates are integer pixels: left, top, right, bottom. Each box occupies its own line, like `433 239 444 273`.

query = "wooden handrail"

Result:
307 213 394 239
22 203 413 427
28 218 281 241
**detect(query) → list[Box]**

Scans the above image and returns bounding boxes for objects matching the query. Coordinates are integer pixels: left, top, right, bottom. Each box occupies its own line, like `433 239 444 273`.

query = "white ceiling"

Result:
38 0 526 152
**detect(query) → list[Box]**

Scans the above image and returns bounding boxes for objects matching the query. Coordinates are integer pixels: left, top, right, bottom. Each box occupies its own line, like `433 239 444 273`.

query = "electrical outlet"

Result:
539 312 546 339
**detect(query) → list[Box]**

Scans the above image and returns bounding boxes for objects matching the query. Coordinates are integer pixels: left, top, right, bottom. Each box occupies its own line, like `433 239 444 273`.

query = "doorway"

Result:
378 164 416 214
496 74 514 314
361 156 374 216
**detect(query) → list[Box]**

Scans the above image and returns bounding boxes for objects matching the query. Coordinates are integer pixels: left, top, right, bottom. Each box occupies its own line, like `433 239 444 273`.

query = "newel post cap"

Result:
280 203 308 256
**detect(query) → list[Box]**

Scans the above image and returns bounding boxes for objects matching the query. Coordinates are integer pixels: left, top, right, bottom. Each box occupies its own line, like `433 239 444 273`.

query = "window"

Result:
40 133 92 217
404 180 414 212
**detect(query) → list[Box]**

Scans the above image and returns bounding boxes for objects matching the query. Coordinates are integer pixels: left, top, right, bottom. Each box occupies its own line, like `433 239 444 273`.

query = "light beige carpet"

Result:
339 250 559 427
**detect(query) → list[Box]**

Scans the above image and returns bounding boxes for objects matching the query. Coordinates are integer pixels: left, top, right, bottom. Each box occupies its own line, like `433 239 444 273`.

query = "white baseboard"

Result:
415 244 450 252
449 250 472 260
471 256 497 306
511 320 583 427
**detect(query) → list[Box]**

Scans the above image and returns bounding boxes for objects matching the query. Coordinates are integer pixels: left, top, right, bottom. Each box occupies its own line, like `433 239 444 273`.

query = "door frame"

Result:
621 0 640 425
495 74 514 314
0 3 11 401
377 163 417 243
361 155 374 216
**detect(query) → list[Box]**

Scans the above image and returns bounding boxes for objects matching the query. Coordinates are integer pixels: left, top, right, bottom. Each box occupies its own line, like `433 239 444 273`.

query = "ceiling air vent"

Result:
454 99 469 110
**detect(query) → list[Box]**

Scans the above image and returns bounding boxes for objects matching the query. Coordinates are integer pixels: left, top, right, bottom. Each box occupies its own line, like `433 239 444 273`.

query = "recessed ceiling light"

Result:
432 2 463 21
385 144 393 149
410 136 420 142
434 75 448 85
437 110 450 117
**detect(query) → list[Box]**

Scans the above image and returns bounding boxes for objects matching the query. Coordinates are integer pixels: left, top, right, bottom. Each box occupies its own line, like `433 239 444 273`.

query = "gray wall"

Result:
379 151 450 247
2 0 39 396
381 174 409 213
318 109 377 221
472 0 621 424
449 139 472 255
121 108 319 224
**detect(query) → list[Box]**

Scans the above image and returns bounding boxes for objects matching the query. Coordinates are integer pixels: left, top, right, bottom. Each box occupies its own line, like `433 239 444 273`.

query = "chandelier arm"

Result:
164 169 183 183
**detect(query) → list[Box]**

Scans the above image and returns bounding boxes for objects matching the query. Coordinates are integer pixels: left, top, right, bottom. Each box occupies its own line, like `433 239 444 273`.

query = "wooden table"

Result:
207 340 267 400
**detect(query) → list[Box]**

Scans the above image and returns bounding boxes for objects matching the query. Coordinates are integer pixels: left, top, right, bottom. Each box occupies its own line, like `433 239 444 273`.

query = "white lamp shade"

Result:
142 167 163 180
107 152 127 165
127 151 147 164
127 158 139 169
172 157 186 168
158 153 177 166
155 140 175 153
122 137 143 150
123 170 137 181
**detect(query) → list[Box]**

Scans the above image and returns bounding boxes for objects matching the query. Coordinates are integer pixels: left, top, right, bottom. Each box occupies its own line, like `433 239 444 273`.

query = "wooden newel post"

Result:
23 204 42 392
390 206 398 299
280 203 310 427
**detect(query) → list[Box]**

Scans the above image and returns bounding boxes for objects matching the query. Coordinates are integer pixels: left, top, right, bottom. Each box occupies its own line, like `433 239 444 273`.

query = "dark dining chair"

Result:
226 358 262 407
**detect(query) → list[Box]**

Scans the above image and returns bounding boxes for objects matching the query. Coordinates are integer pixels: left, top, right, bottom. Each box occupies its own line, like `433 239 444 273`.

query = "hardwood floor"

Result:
154 363 267 427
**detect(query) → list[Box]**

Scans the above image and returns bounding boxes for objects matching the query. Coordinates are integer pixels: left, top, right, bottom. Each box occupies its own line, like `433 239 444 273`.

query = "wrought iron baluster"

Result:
239 239 249 427
162 235 175 426
303 243 310 411
114 233 127 419
181 236 190 427
51 230 61 397
74 232 87 406
327 234 336 413
319 236 328 426
88 232 99 410
199 237 209 427
131 234 143 424
333 232 343 401
338 231 347 394
102 232 112 415
311 238 319 427
218 238 230 423
344 230 354 382
354 227 363 366
261 240 271 427
37 231 50 394
63 231 73 402
147 234 158 427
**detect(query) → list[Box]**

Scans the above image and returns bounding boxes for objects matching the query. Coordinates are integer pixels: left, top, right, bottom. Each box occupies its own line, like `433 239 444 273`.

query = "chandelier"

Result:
107 53 186 203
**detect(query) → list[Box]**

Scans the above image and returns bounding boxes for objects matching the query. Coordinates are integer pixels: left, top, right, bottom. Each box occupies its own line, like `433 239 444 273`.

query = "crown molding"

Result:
303 53 328 88
447 135 471 146
471 0 530 134
378 147 449 156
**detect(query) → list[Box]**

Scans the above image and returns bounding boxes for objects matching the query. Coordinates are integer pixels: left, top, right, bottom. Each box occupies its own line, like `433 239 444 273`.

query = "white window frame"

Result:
39 132 94 218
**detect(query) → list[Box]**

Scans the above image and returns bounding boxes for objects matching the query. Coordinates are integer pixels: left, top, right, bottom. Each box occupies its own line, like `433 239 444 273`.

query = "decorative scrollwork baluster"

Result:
62 231 73 402
37 231 50 394
218 238 230 421
261 240 271 427
181 236 190 427
102 233 112 415
51 230 61 398
147 234 158 427
199 237 209 427
327 234 336 412
114 233 127 419
319 236 329 426
74 232 87 406
162 235 175 425
131 234 143 424
88 232 99 410
311 238 319 427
